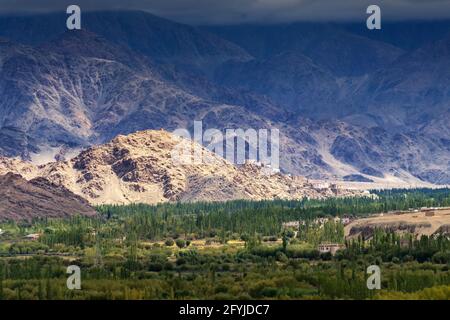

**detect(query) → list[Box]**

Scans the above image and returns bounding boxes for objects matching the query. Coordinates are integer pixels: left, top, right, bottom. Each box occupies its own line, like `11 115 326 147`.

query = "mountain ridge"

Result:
0 172 97 222
0 11 449 185
0 129 363 205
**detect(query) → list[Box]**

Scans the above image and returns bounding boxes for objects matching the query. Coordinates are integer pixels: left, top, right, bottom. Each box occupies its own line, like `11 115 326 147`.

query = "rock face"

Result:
0 12 449 185
215 51 340 115
0 130 360 205
0 173 97 222
209 23 450 185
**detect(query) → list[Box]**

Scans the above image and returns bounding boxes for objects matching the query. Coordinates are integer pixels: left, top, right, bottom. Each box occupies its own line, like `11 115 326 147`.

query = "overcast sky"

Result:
1 0 450 25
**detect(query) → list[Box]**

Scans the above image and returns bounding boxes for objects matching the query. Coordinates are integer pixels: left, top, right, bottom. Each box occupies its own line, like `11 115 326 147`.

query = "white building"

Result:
318 243 344 255
24 233 40 240
282 221 301 229
313 182 330 190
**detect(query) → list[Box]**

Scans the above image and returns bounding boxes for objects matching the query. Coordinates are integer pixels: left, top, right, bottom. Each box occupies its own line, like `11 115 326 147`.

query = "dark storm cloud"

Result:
1 0 450 24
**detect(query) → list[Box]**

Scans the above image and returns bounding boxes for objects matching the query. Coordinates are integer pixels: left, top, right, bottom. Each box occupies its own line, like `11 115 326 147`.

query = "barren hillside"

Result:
0 130 361 205
0 173 96 221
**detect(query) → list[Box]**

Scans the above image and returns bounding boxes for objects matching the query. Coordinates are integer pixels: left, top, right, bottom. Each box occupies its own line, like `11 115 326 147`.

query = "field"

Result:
345 208 450 238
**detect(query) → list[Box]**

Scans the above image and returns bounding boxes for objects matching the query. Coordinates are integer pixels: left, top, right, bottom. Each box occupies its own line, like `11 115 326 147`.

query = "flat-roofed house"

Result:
24 233 40 240
318 243 344 255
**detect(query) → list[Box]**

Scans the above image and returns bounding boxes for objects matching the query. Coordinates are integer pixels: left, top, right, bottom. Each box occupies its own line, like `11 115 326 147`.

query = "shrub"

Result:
148 263 163 272
176 239 186 249
263 236 278 242
276 251 288 263
391 257 400 264
176 257 186 265
164 239 174 247
432 251 450 264
163 262 175 270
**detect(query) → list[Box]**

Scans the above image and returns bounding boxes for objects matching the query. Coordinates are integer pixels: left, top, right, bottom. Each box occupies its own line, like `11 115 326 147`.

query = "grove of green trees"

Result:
0 188 449 300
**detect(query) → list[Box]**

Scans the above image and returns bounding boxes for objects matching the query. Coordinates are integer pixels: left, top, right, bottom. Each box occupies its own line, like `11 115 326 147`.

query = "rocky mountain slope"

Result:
0 30 254 153
0 12 449 185
208 23 404 77
215 51 341 115
0 26 343 182
356 34 450 129
0 172 96 222
0 130 360 205
210 23 450 184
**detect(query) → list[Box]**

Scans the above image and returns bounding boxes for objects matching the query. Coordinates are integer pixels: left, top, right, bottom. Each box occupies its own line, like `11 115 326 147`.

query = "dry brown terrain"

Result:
0 130 363 205
345 208 450 239
0 173 97 221
331 180 447 191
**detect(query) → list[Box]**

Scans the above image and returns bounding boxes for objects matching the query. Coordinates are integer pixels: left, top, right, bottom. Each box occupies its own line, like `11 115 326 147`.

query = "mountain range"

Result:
0 11 449 185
